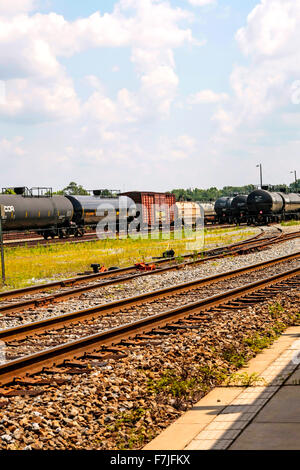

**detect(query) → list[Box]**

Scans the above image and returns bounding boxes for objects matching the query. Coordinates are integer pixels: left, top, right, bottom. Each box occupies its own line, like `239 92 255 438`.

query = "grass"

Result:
225 372 266 387
280 220 300 226
0 226 256 291
146 364 227 407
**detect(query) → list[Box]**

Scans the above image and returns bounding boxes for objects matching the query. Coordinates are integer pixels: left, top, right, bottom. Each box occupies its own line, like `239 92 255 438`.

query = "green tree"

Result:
56 182 89 195
2 188 16 195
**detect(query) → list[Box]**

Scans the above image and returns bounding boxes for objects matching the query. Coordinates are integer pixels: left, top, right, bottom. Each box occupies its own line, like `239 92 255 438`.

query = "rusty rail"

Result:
0 263 299 386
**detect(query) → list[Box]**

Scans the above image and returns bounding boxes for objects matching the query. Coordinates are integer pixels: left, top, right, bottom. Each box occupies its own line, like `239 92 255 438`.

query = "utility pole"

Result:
256 164 263 189
0 205 5 285
290 170 297 188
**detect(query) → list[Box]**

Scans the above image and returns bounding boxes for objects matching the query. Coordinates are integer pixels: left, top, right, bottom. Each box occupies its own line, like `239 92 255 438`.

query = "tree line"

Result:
2 181 299 200
171 182 300 202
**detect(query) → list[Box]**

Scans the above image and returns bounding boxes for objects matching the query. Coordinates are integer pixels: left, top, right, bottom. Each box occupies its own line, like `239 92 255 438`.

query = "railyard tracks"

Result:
0 225 290 304
0 250 299 341
0 251 299 387
3 224 236 248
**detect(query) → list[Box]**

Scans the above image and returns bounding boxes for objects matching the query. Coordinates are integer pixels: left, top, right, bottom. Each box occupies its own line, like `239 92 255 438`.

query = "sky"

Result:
0 0 299 192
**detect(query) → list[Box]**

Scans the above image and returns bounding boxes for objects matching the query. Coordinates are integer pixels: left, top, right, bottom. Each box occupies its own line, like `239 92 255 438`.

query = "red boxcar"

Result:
120 191 176 228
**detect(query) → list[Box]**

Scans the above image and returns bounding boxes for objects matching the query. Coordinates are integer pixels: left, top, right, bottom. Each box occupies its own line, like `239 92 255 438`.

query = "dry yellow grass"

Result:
0 227 256 291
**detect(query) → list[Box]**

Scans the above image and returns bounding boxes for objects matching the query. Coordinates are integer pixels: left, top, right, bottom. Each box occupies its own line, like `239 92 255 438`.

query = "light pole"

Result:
290 170 298 191
256 164 263 189
290 170 297 187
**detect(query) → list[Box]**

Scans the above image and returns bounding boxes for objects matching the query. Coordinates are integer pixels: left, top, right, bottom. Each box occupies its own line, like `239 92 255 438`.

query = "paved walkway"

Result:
144 326 300 450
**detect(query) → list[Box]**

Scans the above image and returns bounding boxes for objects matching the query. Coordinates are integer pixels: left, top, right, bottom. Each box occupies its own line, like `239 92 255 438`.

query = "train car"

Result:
175 201 203 227
280 192 300 214
0 187 74 239
230 195 248 224
247 189 300 224
214 197 234 223
199 202 217 224
65 193 136 233
120 191 176 230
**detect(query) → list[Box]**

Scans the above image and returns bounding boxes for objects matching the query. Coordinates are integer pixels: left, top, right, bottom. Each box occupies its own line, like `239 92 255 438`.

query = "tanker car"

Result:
247 189 300 224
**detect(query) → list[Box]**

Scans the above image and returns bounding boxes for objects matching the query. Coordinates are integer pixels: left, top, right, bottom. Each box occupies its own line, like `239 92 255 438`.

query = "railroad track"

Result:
3 224 238 248
0 225 284 303
0 251 299 388
0 250 299 340
3 232 98 248
0 225 297 307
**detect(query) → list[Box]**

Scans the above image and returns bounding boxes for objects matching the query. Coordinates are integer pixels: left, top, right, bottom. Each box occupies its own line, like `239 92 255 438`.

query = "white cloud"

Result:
156 134 197 161
236 0 300 58
0 0 37 16
176 134 196 151
213 0 300 136
0 136 25 157
0 74 80 123
0 0 196 123
187 0 216 6
188 89 228 104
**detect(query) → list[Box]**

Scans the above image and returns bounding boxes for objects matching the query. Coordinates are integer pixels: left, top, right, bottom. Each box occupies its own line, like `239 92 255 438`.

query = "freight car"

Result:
174 201 216 227
199 202 217 224
0 187 136 239
0 187 75 239
230 195 248 224
214 197 234 224
120 191 176 230
214 195 248 224
247 189 300 224
175 201 202 228
65 193 136 234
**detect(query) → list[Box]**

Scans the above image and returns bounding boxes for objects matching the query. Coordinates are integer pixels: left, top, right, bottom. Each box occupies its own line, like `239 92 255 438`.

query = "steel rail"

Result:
0 265 299 386
0 251 299 342
0 227 295 309
0 228 288 314
0 227 267 301
0 226 296 306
